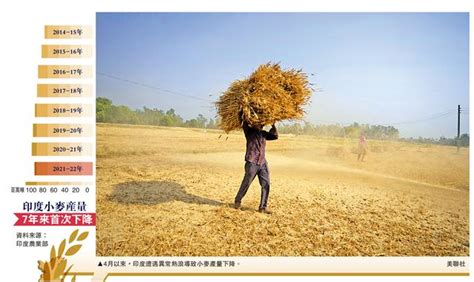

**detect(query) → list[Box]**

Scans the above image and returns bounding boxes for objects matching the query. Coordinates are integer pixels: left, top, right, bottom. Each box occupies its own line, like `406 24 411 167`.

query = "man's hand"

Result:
266 123 278 140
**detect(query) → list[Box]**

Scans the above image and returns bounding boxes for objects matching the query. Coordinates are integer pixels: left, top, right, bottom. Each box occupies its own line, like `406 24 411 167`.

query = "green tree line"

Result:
400 135 469 147
96 97 468 146
277 122 400 139
278 121 468 147
96 97 218 129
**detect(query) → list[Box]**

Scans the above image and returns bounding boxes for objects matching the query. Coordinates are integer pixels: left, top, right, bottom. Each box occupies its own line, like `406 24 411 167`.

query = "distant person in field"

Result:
234 121 278 214
358 131 368 161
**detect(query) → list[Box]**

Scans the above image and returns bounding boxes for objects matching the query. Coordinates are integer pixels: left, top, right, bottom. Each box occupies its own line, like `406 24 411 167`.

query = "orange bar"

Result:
44 25 93 39
38 65 93 79
42 45 93 58
34 162 93 176
33 124 93 137
35 104 93 117
37 84 92 98
32 143 92 156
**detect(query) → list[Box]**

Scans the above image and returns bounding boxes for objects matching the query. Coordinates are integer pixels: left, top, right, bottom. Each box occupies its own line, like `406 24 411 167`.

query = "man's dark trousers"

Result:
235 161 270 209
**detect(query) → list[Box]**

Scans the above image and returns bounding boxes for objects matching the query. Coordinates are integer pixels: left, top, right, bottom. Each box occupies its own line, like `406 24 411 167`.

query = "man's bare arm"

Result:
265 124 278 140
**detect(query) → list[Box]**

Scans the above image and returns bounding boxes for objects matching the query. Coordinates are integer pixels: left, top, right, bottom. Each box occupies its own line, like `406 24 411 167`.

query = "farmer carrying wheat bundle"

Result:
216 63 313 214
234 121 278 213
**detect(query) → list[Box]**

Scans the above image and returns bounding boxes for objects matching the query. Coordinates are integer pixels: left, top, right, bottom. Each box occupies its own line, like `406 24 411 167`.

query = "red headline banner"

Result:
14 213 96 226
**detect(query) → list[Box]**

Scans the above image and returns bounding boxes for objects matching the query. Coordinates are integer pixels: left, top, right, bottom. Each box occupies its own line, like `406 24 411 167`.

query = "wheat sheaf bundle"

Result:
216 63 313 132
38 229 89 282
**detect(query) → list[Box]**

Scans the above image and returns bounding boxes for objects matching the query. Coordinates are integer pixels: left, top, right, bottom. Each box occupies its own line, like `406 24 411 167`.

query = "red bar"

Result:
14 213 96 226
34 162 93 175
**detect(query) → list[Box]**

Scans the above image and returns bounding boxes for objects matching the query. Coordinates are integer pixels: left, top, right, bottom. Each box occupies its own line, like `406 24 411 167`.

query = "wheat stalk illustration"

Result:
37 229 89 282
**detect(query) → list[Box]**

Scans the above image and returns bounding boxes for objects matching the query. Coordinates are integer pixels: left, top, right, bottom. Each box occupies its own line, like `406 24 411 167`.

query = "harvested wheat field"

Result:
96 123 469 256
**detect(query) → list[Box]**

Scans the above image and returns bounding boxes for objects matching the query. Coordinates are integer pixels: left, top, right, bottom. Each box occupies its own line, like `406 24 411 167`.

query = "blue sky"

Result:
97 13 469 138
